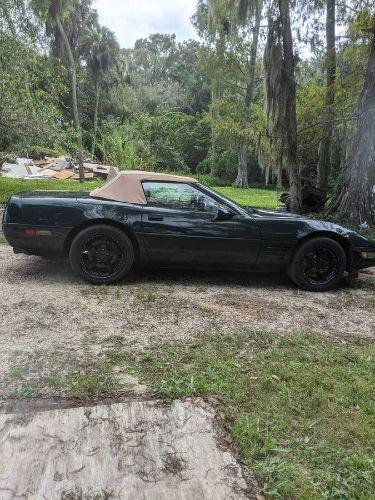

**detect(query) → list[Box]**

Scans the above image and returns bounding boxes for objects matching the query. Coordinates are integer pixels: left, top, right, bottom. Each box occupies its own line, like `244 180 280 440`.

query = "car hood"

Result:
251 208 309 220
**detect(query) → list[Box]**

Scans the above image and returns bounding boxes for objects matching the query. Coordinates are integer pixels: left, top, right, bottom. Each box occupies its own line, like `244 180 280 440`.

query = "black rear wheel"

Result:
69 225 134 284
289 237 346 291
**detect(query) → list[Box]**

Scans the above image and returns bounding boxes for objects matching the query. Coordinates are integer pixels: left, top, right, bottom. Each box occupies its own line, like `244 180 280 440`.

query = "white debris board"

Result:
0 399 249 499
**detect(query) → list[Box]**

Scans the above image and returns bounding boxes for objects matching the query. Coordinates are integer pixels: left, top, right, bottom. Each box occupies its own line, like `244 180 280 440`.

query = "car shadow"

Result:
125 267 292 290
7 255 292 290
8 254 366 292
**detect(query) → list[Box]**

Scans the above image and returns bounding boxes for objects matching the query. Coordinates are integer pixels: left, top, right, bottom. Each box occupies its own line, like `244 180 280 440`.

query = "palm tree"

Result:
30 0 85 182
81 24 119 157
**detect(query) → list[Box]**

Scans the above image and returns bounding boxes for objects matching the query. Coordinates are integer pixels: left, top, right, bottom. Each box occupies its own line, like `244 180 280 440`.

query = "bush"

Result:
152 140 188 172
197 148 238 182
97 118 155 169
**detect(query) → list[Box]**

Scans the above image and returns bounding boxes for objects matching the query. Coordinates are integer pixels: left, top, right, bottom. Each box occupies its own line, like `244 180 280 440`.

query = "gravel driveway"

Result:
0 241 374 402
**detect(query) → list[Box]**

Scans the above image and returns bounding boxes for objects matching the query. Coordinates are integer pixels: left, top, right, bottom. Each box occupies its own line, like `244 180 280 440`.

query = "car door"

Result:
139 181 260 269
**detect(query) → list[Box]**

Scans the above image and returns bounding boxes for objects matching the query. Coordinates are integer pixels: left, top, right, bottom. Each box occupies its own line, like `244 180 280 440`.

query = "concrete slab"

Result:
1 162 29 178
0 399 249 499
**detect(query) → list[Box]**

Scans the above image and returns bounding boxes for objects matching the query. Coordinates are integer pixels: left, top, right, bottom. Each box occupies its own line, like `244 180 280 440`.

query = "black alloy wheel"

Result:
69 225 134 284
80 234 124 279
289 237 346 291
301 247 338 286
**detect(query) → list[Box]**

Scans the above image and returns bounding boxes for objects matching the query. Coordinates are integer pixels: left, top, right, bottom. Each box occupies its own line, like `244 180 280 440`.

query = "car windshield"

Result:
197 184 253 214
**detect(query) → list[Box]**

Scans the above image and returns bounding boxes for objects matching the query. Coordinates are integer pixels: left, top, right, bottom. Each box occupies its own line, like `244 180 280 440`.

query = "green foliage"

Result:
198 148 238 180
0 35 72 152
0 178 102 203
124 332 375 498
152 109 210 171
97 118 154 170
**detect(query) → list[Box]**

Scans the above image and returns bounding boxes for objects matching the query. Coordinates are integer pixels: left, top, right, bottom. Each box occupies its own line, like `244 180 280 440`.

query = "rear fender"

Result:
63 219 142 264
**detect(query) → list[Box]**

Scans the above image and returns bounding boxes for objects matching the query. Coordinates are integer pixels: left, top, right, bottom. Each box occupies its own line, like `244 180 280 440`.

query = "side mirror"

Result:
215 205 235 221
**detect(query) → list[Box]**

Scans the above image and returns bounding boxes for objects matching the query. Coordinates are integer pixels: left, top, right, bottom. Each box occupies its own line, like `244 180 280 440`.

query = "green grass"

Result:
0 177 102 203
213 185 279 209
0 175 279 209
116 332 375 499
9 382 38 399
5 346 120 402
67 361 120 400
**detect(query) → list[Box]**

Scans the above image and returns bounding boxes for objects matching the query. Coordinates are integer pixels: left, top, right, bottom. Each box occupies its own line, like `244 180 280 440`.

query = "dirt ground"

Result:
0 242 374 403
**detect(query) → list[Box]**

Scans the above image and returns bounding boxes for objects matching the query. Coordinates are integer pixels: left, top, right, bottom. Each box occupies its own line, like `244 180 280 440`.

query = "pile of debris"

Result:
0 156 118 181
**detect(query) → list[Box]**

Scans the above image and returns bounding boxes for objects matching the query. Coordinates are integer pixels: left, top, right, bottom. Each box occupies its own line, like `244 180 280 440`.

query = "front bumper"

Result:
352 248 375 270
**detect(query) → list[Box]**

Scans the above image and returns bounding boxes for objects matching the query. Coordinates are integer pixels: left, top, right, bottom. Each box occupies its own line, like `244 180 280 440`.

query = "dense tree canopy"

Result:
0 0 374 222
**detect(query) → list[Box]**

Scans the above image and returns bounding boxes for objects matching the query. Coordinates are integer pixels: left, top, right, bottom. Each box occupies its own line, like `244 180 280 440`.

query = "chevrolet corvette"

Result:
2 170 375 291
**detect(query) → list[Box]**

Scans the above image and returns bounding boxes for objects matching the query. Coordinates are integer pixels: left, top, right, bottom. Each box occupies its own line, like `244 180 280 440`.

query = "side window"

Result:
142 182 221 214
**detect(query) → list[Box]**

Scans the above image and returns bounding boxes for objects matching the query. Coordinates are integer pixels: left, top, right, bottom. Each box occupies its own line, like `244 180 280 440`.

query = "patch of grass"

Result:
0 234 7 244
5 346 121 402
134 288 157 302
9 382 38 399
123 332 374 499
6 347 75 399
68 361 120 400
101 335 126 347
9 363 29 379
0 177 102 203
212 186 279 209
364 296 375 307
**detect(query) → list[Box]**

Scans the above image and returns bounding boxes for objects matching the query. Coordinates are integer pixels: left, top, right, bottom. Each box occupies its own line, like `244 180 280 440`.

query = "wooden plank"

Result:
71 172 94 180
0 399 248 499
53 170 74 180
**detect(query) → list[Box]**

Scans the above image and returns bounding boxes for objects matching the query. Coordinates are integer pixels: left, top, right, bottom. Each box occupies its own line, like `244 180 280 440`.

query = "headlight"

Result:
361 251 375 259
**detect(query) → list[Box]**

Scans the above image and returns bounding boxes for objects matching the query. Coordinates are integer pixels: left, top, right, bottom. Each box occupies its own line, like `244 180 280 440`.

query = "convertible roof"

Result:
90 170 197 205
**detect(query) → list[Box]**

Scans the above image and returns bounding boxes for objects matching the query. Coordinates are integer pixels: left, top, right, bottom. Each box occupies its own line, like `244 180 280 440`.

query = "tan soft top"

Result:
90 170 197 205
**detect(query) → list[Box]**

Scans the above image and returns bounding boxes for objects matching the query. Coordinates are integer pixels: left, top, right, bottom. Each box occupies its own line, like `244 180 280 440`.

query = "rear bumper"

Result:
3 223 72 257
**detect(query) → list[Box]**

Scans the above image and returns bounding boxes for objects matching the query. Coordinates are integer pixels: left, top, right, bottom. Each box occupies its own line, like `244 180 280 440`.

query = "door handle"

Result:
148 214 164 221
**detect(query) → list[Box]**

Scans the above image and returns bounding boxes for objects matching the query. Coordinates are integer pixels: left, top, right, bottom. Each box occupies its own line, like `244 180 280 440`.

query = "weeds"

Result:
123 332 375 499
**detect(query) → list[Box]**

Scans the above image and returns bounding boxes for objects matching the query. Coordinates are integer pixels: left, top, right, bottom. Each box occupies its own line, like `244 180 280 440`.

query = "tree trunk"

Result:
92 76 100 158
328 34 375 225
316 0 336 198
236 141 249 187
210 30 226 176
234 0 263 188
210 90 219 175
278 0 302 212
54 12 84 183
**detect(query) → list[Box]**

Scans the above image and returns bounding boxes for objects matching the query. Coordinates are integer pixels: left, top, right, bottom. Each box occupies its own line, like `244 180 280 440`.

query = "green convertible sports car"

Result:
3 170 375 291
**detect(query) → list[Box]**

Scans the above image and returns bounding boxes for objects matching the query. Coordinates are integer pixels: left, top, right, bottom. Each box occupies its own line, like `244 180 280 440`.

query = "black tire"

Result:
289 237 346 292
69 224 134 285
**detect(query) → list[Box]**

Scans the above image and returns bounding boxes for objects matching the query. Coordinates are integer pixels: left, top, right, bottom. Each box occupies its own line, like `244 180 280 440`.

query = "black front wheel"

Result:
289 237 346 292
69 225 134 284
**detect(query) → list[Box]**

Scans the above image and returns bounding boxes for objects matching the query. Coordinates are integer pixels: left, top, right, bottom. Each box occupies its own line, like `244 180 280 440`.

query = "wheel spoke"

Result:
80 234 124 279
301 246 338 285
